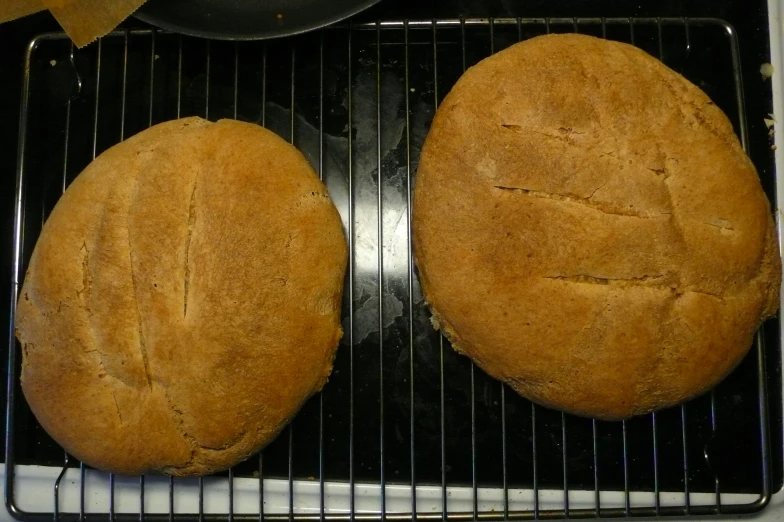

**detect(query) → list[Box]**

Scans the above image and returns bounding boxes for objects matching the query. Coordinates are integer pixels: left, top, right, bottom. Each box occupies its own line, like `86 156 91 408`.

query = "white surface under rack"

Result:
0 465 764 519
748 0 784 520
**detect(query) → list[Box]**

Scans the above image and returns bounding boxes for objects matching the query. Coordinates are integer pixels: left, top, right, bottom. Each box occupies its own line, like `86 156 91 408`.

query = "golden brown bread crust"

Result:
15 118 348 475
412 34 781 420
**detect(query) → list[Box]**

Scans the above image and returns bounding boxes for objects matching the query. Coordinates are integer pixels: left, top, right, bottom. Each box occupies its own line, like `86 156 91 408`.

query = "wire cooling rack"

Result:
5 17 778 521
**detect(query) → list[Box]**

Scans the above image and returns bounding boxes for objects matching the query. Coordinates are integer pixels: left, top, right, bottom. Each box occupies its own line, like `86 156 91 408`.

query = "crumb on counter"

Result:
761 62 774 80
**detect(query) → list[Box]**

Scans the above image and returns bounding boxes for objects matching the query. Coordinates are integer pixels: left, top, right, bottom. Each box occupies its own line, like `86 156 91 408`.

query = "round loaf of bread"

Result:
16 118 348 475
413 34 781 420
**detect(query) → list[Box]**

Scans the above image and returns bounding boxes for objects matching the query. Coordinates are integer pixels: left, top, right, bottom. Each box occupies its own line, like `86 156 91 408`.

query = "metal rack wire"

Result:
5 17 775 521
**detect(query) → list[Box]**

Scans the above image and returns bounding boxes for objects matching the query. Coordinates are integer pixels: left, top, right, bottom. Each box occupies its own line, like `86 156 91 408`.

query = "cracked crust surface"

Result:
412 34 781 420
15 118 348 475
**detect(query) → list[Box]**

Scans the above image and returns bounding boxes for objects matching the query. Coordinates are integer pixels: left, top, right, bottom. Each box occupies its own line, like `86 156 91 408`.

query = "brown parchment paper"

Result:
0 0 45 23
42 0 149 47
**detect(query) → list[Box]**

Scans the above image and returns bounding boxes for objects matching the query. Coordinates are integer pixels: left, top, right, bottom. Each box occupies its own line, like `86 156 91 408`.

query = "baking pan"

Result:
134 0 382 40
4 18 777 520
